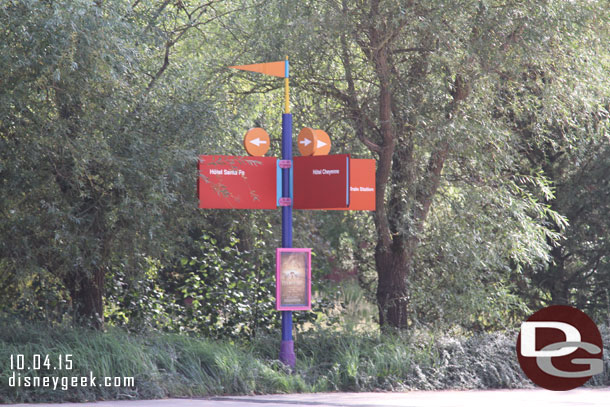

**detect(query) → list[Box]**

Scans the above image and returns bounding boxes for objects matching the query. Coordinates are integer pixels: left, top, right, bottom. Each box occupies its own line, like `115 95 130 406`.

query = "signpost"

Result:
197 58 376 369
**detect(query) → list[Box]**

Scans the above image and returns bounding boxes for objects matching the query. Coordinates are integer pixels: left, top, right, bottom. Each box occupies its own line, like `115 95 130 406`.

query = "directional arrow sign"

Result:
293 154 350 209
297 128 332 156
297 128 316 156
244 128 270 156
198 155 277 209
251 137 267 147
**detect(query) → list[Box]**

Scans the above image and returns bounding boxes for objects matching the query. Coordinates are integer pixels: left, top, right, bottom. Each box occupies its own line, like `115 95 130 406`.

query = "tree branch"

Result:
339 18 382 154
146 41 171 92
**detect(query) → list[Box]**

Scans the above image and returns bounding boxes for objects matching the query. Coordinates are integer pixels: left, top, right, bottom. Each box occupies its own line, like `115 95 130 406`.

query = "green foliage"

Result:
2 320 608 403
233 0 610 328
105 224 326 338
1 0 609 338
104 257 178 330
488 3 610 319
0 0 221 324
0 319 307 404
174 232 277 338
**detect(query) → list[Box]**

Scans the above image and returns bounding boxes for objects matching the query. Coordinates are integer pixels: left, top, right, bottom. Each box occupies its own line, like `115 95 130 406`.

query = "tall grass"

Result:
0 319 306 403
1 318 608 403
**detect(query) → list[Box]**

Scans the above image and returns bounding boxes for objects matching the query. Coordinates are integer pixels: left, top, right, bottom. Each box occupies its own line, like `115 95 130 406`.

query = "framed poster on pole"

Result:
276 248 311 311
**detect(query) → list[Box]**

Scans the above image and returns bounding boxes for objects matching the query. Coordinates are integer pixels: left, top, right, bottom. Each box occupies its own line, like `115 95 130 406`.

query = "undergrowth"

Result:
1 319 608 403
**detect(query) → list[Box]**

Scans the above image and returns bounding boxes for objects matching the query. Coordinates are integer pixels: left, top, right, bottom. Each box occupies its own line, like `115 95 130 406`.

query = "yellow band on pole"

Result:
284 56 290 114
284 77 290 114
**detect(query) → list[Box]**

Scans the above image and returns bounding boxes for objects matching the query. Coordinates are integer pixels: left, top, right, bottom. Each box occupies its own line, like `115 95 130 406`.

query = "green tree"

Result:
498 20 610 321
229 0 610 329
411 1 610 328
0 0 222 327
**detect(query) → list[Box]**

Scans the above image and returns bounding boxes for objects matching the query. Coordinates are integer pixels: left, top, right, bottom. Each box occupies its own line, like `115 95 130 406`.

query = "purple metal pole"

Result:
279 111 295 368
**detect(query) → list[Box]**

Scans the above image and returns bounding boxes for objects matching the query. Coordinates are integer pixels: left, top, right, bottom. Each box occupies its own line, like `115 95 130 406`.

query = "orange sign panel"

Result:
345 159 376 211
198 155 277 209
243 128 270 156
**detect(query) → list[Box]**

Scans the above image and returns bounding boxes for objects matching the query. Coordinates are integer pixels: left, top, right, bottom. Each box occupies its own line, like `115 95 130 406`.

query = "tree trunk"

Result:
73 267 106 329
547 246 569 305
375 240 411 328
549 277 569 306
334 1 469 330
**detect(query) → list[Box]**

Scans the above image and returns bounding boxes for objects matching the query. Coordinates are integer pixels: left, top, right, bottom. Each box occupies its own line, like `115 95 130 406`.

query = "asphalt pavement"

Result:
7 388 610 407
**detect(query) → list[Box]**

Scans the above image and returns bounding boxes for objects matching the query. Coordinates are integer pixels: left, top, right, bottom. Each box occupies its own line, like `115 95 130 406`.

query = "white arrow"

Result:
317 140 327 148
250 137 267 147
299 138 312 147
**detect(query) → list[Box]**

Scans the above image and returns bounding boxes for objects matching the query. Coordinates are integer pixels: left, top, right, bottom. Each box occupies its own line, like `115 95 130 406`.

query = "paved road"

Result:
8 389 610 407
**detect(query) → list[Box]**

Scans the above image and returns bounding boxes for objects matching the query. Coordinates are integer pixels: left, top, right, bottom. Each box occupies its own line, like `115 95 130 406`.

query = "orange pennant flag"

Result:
229 61 287 78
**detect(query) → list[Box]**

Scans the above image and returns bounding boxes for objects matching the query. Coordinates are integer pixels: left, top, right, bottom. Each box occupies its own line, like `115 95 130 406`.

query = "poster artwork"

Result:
276 248 311 311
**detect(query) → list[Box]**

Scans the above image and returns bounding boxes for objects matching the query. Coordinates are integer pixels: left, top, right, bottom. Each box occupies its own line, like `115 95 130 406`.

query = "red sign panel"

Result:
293 154 350 209
329 159 376 211
198 155 277 209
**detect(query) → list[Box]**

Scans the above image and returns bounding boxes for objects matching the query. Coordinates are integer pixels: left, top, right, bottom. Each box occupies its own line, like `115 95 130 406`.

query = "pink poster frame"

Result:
276 248 312 311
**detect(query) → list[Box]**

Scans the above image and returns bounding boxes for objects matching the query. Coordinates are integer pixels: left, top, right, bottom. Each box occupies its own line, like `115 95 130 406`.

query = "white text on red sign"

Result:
312 169 340 175
209 169 246 176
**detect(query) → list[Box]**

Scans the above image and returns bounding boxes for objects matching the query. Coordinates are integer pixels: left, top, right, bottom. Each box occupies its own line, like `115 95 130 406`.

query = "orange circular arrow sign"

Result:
298 127 316 156
244 127 270 156
298 127 332 156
